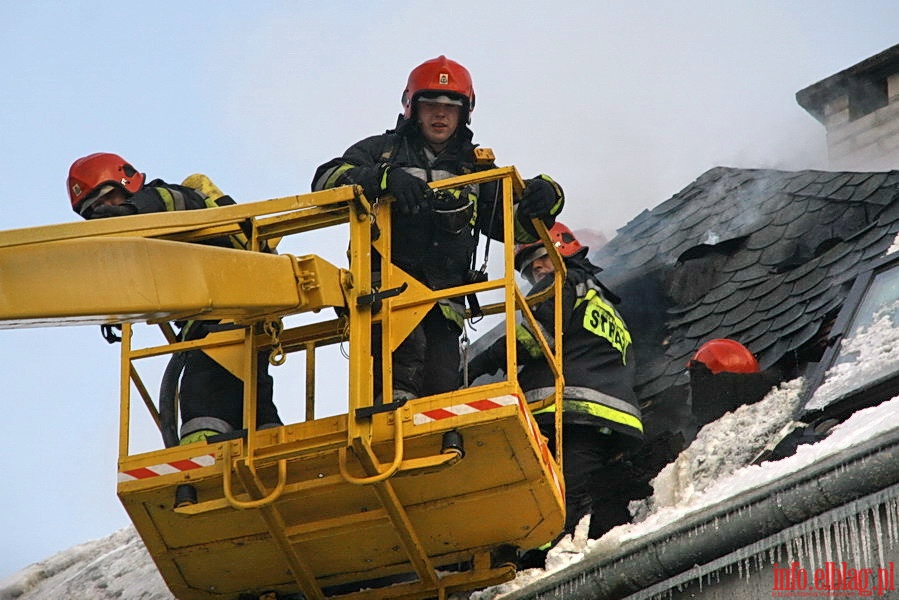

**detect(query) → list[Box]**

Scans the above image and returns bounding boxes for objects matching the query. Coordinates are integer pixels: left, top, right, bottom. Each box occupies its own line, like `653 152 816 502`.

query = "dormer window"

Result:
803 251 899 417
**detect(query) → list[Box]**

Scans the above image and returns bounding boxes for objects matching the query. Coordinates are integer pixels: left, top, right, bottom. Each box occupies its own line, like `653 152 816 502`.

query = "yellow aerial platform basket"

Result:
0 168 566 600
118 382 561 600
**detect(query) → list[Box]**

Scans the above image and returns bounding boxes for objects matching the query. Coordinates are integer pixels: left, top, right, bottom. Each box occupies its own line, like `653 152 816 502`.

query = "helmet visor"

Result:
78 185 116 218
516 246 548 284
417 92 464 107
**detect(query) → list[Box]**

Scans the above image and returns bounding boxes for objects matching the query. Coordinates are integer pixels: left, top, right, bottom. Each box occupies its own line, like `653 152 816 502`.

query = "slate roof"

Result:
591 167 899 438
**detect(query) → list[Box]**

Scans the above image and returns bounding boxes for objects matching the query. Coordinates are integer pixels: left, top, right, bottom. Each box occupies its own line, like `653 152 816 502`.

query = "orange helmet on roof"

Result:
690 338 760 374
514 222 583 283
401 55 476 122
68 152 145 214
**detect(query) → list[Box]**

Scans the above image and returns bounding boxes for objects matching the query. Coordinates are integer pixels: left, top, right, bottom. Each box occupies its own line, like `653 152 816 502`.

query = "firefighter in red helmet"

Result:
312 56 565 403
68 152 235 220
67 152 283 446
466 223 645 566
688 338 780 425
691 338 761 374
68 152 146 218
514 221 585 285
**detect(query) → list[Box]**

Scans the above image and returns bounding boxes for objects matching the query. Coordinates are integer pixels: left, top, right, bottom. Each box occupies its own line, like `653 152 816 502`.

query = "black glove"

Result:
342 165 381 203
88 203 138 219
518 178 558 219
466 351 500 382
384 167 432 215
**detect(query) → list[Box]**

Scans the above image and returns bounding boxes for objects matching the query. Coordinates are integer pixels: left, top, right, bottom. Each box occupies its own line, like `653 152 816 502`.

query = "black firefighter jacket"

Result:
311 119 560 293
474 250 644 442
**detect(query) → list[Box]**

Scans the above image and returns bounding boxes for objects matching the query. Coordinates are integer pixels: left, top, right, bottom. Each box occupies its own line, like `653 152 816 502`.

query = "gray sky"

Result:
1 0 898 579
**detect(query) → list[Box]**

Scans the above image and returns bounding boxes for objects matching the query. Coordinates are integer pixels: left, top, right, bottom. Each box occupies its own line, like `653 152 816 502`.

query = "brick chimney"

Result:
797 43 899 170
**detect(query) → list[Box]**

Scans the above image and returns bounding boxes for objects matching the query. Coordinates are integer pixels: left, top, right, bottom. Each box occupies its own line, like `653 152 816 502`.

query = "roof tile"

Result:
591 166 899 412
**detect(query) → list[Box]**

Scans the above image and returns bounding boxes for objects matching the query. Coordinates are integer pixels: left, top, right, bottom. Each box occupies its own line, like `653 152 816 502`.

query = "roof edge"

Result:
502 423 899 600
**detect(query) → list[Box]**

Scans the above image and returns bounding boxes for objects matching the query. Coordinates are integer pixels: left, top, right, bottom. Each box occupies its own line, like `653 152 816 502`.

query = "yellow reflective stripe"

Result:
438 301 464 328
226 233 249 250
516 322 542 358
513 174 563 243
156 188 176 212
181 319 197 340
535 399 643 433
513 210 539 243
182 174 224 207
582 289 632 364
183 175 249 250
536 174 564 216
327 163 356 190
446 188 479 225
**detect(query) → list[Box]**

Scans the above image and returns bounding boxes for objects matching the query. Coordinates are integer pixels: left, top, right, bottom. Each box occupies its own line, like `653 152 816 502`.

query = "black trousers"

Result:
541 423 645 539
372 305 461 399
180 350 281 431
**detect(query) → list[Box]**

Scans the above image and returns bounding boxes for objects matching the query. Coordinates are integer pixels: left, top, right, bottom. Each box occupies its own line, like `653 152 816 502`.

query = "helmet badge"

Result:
439 73 449 85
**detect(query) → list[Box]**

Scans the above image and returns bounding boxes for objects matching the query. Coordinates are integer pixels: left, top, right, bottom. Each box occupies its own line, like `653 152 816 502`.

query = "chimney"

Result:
796 43 899 171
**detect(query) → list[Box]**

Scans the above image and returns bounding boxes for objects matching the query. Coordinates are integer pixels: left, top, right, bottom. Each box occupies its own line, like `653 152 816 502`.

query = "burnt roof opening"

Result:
666 237 747 306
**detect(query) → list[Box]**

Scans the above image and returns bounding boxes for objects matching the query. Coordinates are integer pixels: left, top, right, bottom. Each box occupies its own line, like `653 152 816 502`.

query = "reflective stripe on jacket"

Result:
477 251 643 440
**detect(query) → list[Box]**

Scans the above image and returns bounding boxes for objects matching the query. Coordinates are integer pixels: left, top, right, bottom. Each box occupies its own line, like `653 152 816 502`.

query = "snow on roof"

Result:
473 313 899 598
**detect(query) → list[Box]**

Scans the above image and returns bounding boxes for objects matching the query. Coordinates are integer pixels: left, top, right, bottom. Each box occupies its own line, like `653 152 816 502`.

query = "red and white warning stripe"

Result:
118 453 216 482
413 394 519 425
412 393 564 496
513 395 564 497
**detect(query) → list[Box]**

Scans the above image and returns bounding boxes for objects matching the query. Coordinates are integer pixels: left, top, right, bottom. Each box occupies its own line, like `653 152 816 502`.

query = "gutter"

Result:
501 424 899 600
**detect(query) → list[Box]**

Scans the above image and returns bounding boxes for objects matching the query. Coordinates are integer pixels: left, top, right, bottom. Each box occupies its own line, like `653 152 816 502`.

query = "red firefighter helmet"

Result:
401 55 476 122
514 222 584 281
68 152 145 214
690 338 760 374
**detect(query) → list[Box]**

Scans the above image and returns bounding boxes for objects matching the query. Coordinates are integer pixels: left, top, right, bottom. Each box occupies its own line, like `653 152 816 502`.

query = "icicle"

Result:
859 507 872 568
811 526 822 571
888 498 899 547
791 535 805 561
850 512 863 569
873 503 887 569
886 499 895 546
823 519 834 566
802 528 815 573
835 519 845 567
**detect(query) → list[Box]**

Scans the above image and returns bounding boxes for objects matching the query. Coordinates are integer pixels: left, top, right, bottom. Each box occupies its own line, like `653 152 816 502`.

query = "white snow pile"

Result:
472 390 899 599
0 527 171 600
644 376 805 509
